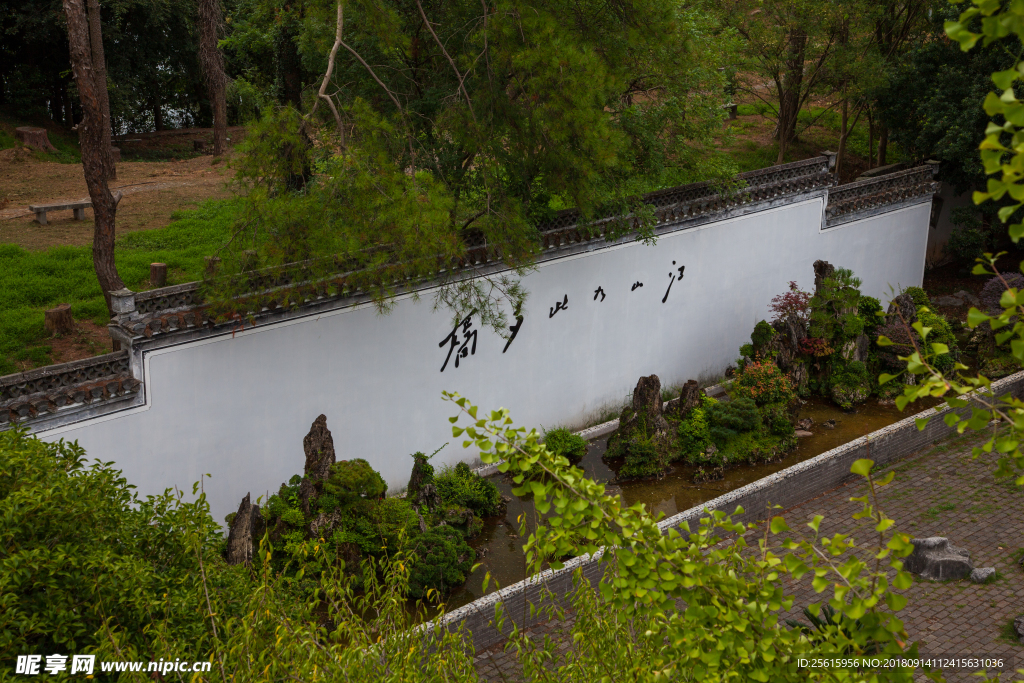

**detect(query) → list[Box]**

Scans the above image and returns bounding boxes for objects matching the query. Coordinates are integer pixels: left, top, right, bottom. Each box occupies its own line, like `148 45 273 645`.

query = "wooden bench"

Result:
29 201 91 225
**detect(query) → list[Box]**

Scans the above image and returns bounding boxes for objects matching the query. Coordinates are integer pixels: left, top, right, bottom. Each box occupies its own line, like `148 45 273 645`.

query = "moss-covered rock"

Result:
829 360 872 409
980 354 1021 379
543 428 587 463
618 438 667 480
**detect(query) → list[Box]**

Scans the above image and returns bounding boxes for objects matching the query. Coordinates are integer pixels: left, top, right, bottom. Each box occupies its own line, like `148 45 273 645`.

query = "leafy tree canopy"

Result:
875 6 1019 195
207 0 736 329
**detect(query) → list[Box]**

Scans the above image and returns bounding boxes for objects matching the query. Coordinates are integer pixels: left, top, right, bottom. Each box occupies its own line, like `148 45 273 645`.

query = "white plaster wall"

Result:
38 198 930 524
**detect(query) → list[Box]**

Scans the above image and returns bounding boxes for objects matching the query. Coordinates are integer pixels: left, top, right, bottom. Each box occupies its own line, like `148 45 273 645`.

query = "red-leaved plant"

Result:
799 337 833 357
769 281 811 323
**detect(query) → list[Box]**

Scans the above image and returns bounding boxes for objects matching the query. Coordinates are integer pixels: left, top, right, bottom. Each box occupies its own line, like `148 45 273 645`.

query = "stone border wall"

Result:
0 351 140 427
436 371 1024 651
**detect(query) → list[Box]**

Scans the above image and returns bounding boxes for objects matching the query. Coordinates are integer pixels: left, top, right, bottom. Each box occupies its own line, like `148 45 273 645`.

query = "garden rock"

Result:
1014 616 1024 644
407 452 435 506
770 312 807 379
886 293 918 326
853 333 869 362
795 430 812 437
299 414 337 515
931 295 963 307
629 375 669 435
969 567 996 583
797 418 813 430
226 493 265 566
309 509 342 538
904 537 973 581
956 289 981 306
788 362 809 395
822 419 836 429
831 379 870 408
813 260 835 296
670 379 704 419
413 482 442 510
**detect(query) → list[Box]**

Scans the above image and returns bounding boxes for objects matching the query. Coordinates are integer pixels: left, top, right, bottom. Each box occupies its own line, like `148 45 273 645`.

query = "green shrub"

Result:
266 474 304 519
944 225 990 264
407 526 475 598
0 426 248 660
916 307 959 373
708 397 762 446
858 295 884 338
716 430 790 465
371 497 420 551
903 286 930 309
808 267 865 344
829 359 872 408
434 462 505 517
750 320 775 353
543 428 587 463
322 459 388 512
618 439 666 479
731 359 796 406
677 405 712 462
762 403 794 436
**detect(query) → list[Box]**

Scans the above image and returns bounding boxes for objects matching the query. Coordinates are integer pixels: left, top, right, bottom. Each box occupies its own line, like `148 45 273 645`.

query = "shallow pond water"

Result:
441 396 941 611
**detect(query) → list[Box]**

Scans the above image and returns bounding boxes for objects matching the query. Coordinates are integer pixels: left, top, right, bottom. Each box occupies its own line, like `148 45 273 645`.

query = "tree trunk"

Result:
275 20 304 108
775 28 806 165
876 124 888 167
45 304 75 336
835 97 849 182
150 262 167 287
153 101 164 131
15 127 58 152
51 81 65 125
867 108 874 170
197 0 228 155
61 83 74 127
85 0 115 180
64 0 125 317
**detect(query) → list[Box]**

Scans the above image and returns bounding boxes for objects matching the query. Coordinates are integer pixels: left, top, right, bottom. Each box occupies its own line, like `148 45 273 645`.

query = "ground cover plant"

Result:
0 198 241 375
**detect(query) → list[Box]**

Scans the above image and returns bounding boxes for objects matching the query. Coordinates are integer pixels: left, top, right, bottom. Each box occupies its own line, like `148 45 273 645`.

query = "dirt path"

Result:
0 151 238 250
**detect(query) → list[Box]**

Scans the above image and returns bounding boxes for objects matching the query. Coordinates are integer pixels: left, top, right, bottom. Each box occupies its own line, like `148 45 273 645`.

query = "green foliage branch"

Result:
444 392 931 681
206 0 735 333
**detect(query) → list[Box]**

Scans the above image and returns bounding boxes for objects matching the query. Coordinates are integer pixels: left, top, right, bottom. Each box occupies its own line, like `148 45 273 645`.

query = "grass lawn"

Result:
722 103 898 179
0 113 83 165
0 198 241 375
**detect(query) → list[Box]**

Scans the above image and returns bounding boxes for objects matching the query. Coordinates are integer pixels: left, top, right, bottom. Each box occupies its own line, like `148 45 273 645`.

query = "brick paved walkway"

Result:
472 430 1024 682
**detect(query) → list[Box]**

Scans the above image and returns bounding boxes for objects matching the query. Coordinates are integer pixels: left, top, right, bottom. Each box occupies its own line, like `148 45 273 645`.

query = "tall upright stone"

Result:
813 259 835 297
632 375 669 434
299 414 336 515
670 379 704 420
226 493 265 566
